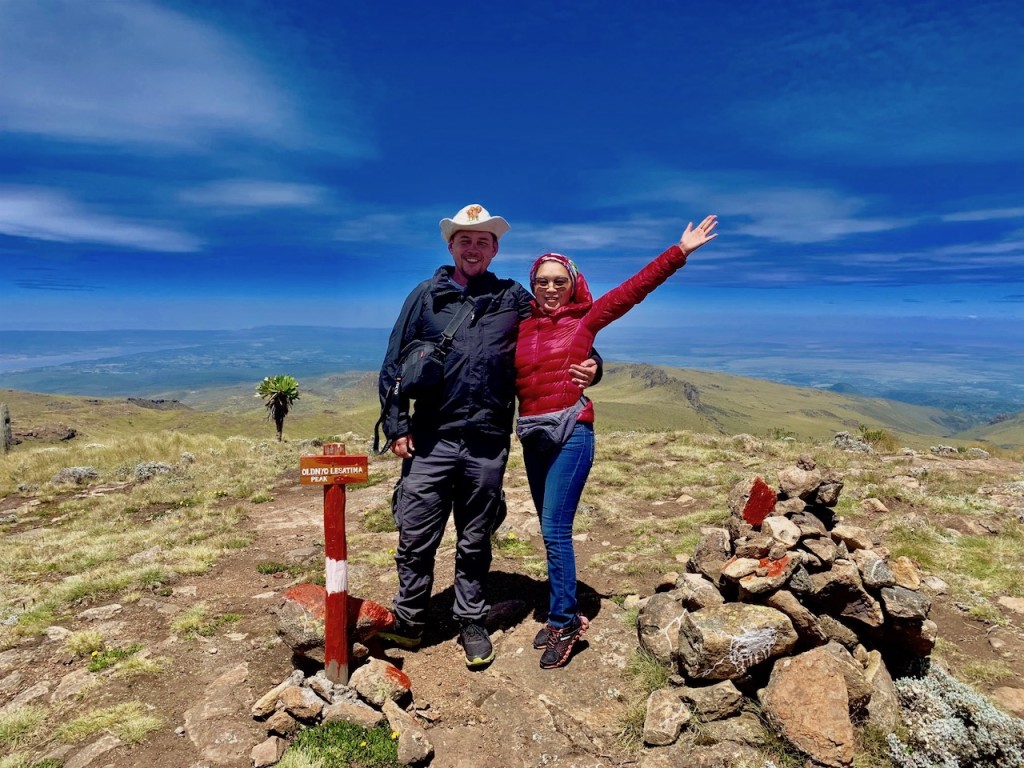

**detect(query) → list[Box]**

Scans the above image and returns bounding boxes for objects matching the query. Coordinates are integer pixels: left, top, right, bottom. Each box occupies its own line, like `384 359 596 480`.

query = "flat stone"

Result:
991 687 1024 718
820 642 873 716
889 556 922 590
643 688 691 746
815 471 844 507
852 549 895 588
762 517 801 548
63 734 122 768
700 711 766 748
733 534 772 559
790 511 828 537
265 709 301 737
737 554 798 597
77 604 122 621
720 557 761 581
279 685 326 721
802 537 838 567
831 525 873 552
859 497 889 514
251 736 288 768
676 680 743 721
383 698 434 765
322 700 385 729
671 573 725 611
864 651 900 731
251 670 305 718
997 596 1024 615
880 586 932 620
183 662 251 765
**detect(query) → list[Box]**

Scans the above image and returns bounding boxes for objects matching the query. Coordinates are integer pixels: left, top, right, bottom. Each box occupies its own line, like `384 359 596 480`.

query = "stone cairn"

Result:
636 454 934 768
249 584 434 767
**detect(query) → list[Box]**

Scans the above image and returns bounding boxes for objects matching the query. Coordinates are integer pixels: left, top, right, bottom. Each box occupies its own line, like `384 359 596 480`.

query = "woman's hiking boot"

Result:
539 614 589 669
533 624 553 649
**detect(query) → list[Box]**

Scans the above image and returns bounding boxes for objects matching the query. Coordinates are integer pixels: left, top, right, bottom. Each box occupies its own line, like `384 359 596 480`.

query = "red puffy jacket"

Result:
515 245 688 421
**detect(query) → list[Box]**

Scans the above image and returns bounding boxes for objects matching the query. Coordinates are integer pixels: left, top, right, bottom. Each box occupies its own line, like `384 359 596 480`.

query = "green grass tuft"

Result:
279 721 401 768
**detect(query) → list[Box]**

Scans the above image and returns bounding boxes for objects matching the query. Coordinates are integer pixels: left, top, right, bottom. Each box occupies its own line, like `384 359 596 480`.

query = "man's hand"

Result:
570 359 599 389
679 214 718 256
391 434 415 459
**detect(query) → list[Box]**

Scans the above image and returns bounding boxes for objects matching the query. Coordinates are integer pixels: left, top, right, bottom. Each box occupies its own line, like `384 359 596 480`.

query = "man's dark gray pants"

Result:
392 432 509 628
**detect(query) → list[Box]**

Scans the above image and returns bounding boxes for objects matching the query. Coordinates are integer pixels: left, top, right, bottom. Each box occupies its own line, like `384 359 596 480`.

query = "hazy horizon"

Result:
3 321 1022 422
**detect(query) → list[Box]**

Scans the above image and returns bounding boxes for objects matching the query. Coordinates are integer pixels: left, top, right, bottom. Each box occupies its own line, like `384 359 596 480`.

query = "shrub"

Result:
887 665 1024 767
858 425 901 453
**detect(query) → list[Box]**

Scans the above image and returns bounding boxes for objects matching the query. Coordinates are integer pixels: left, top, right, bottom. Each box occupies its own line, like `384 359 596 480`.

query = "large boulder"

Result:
676 603 797 681
760 647 855 767
273 584 395 660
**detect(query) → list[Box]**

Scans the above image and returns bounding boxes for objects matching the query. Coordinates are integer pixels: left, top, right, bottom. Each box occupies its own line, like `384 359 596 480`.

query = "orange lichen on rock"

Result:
759 555 791 578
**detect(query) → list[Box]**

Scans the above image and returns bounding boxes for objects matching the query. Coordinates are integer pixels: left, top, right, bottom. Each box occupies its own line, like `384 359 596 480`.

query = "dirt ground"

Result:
3 450 1024 767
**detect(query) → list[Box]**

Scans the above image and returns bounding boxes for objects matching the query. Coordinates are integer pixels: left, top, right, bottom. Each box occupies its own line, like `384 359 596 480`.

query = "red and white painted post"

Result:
299 442 368 685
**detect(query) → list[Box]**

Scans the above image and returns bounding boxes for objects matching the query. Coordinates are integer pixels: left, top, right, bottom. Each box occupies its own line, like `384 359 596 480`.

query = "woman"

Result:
515 215 718 669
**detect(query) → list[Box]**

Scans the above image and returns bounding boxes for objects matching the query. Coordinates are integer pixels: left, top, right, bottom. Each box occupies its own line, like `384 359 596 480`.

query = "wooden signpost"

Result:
299 443 368 685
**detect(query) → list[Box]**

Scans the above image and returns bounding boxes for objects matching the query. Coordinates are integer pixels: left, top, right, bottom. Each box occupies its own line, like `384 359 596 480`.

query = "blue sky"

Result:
1 0 1022 334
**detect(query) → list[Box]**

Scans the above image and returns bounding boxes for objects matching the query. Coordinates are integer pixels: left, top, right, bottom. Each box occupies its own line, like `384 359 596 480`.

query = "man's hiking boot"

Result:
533 624 552 649
378 618 423 649
539 614 589 669
459 621 495 668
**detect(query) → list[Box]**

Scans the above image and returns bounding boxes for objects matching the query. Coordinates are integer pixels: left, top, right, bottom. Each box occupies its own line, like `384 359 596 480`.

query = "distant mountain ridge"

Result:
3 362 1022 450
0 327 1019 448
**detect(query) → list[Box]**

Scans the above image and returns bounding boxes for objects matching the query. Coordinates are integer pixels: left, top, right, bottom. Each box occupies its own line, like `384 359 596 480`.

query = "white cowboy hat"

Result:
439 203 510 243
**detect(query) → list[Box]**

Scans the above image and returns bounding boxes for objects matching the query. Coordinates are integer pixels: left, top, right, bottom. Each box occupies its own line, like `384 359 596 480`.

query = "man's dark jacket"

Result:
379 266 533 440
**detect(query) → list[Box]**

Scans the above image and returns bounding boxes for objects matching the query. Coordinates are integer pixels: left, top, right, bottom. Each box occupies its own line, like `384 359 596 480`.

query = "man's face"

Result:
448 230 498 284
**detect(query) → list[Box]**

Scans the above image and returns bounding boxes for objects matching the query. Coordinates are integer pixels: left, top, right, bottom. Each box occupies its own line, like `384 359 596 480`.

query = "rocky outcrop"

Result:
636 453 937 767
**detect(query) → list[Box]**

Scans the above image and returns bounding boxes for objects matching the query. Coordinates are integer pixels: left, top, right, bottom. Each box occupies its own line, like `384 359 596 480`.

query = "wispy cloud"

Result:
942 207 1024 223
602 168 915 245
180 180 329 212
11 267 101 292
720 2 1024 162
0 0 358 154
0 187 201 252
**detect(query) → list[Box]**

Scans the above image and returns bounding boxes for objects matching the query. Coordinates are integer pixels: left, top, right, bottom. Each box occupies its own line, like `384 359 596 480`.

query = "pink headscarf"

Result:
528 253 593 305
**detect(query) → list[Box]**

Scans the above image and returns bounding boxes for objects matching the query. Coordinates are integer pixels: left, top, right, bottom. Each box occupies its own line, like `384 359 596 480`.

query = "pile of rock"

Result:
253 584 433 767
636 454 933 768
249 662 434 767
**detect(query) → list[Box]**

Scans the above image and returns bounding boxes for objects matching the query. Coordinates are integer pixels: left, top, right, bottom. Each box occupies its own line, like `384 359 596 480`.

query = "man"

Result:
378 203 599 668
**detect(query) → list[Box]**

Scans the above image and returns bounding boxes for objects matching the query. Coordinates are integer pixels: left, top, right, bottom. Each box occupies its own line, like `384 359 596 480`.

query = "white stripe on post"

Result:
326 557 348 595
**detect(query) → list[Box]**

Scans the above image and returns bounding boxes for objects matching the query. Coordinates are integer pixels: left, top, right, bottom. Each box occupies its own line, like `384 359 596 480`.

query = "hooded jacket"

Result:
515 245 688 421
380 266 534 439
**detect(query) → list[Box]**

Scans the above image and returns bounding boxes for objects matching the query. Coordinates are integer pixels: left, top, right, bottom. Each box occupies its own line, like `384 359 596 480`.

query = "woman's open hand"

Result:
679 215 718 256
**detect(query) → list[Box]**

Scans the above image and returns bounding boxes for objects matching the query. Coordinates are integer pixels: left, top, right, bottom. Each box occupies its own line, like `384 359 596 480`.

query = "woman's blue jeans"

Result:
523 422 595 629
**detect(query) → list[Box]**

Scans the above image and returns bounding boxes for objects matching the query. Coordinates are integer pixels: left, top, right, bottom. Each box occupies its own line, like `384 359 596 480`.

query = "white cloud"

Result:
607 169 914 245
181 180 329 211
0 187 200 252
942 207 1024 223
0 1 337 151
